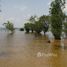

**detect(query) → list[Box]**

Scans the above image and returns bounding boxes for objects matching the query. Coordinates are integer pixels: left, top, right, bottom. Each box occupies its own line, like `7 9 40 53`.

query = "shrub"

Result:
3 21 14 33
20 28 24 31
24 23 30 33
34 21 43 34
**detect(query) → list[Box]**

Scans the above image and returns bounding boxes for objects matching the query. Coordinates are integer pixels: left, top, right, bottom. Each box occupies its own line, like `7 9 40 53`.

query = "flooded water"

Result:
0 31 67 67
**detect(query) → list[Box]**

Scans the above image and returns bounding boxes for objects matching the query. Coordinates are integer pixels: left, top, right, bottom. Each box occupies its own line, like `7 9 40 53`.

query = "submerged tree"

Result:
28 16 37 33
39 15 49 34
20 28 24 31
34 21 43 34
24 23 30 33
50 0 65 39
24 15 50 34
3 21 14 33
29 23 35 33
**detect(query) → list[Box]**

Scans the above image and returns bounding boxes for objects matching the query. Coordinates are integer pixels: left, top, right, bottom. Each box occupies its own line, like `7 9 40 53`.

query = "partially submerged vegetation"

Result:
19 28 24 31
0 0 66 41
3 21 15 33
24 15 49 34
50 0 65 40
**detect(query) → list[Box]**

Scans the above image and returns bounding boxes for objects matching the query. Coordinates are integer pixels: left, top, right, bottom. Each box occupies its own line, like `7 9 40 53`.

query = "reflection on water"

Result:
0 31 67 67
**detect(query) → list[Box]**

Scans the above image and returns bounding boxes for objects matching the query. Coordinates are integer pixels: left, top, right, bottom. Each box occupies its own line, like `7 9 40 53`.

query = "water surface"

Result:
0 31 67 67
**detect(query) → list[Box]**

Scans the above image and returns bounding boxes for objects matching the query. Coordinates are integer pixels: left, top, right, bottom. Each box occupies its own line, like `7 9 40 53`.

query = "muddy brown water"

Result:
0 31 67 67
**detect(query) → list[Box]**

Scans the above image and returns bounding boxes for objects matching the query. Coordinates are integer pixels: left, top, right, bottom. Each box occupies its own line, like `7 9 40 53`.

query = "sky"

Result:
0 0 67 28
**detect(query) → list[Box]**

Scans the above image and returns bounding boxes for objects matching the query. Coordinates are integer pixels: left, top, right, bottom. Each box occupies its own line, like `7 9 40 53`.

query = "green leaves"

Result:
39 15 49 34
24 23 30 33
3 21 14 32
24 15 49 34
50 0 65 39
34 21 43 34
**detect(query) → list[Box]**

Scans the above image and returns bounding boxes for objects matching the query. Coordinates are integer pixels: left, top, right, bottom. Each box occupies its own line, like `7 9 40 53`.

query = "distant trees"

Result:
19 28 24 31
50 0 65 39
3 21 14 33
24 15 49 34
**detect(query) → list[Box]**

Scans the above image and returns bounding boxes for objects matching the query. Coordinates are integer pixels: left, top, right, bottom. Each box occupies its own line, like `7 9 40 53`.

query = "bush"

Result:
39 15 49 34
24 23 30 33
20 28 24 31
3 21 14 33
50 0 65 40
29 23 35 33
34 21 43 34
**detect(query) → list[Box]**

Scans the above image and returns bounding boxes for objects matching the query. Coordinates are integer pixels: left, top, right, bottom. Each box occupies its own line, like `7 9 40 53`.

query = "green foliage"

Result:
34 21 43 34
24 15 49 34
39 15 49 34
28 16 36 33
64 22 67 37
3 21 14 32
24 23 30 33
50 0 65 39
64 22 67 27
29 23 35 33
29 16 36 23
39 15 49 23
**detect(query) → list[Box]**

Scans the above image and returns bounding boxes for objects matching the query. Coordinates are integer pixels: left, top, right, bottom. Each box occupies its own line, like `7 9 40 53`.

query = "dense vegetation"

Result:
50 0 65 39
39 15 49 34
24 23 30 33
1 0 67 40
24 15 49 34
19 28 24 31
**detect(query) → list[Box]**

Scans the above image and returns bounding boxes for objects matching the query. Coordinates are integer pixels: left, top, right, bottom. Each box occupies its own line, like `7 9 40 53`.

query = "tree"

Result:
3 21 14 33
28 16 37 33
29 16 36 23
24 23 30 33
39 15 49 34
20 28 24 31
29 23 35 33
50 0 65 39
34 21 43 34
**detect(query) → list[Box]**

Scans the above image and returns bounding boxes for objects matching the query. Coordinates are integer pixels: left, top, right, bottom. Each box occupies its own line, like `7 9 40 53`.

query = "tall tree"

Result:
39 15 49 34
28 16 37 33
50 0 65 39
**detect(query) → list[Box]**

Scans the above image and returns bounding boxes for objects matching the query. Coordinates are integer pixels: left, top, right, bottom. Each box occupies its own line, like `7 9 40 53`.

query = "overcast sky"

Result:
0 0 67 28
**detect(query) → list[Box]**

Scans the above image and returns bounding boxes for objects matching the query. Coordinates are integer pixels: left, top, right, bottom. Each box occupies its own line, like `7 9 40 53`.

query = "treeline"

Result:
3 14 67 40
3 0 67 40
24 15 49 34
